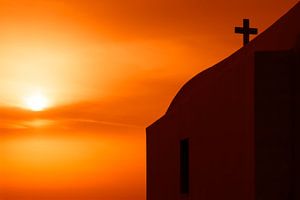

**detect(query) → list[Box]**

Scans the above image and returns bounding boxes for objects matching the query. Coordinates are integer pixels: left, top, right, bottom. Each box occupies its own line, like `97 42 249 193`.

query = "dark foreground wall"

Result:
255 48 300 200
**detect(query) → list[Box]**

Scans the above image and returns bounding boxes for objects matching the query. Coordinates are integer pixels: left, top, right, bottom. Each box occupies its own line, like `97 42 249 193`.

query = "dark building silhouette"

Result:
146 2 300 200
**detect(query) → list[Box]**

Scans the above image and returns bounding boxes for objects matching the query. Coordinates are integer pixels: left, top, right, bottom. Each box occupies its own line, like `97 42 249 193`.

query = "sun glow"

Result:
24 93 48 111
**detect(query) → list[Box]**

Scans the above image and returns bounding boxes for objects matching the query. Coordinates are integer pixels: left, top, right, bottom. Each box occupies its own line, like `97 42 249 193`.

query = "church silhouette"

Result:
146 2 300 200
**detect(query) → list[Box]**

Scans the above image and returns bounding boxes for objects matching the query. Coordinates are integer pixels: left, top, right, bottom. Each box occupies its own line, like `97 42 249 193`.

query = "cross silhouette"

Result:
235 19 258 46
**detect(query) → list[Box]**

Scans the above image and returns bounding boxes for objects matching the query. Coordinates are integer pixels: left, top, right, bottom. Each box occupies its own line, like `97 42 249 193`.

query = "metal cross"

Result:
235 19 258 46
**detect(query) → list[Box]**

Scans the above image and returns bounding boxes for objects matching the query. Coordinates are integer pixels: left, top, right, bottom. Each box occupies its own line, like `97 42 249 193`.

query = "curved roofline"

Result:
166 1 300 114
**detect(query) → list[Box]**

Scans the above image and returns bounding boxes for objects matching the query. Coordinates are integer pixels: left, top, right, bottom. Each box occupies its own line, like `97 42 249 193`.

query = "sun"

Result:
24 93 48 111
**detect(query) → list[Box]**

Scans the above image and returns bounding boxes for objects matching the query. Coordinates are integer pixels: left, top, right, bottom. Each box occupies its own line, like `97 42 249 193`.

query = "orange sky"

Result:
0 0 298 199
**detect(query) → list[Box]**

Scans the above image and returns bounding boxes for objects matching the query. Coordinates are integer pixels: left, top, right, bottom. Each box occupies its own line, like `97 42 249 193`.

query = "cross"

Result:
235 19 258 46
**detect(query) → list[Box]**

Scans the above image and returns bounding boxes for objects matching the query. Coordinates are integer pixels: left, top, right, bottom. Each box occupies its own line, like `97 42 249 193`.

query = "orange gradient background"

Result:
0 0 298 199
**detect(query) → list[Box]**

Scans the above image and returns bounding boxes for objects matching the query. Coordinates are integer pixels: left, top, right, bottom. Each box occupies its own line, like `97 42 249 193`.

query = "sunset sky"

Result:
0 0 298 199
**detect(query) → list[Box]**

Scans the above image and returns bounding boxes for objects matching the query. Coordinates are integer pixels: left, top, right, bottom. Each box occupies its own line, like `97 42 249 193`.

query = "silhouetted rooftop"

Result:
166 2 300 114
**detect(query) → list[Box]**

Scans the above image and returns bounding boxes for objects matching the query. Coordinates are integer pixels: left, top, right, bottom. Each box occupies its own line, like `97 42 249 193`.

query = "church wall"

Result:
254 50 294 200
147 55 255 200
293 46 300 200
146 114 181 200
183 61 254 200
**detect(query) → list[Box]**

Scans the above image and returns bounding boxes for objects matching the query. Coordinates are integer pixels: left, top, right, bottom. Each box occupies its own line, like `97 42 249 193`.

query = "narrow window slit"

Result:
180 138 189 194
